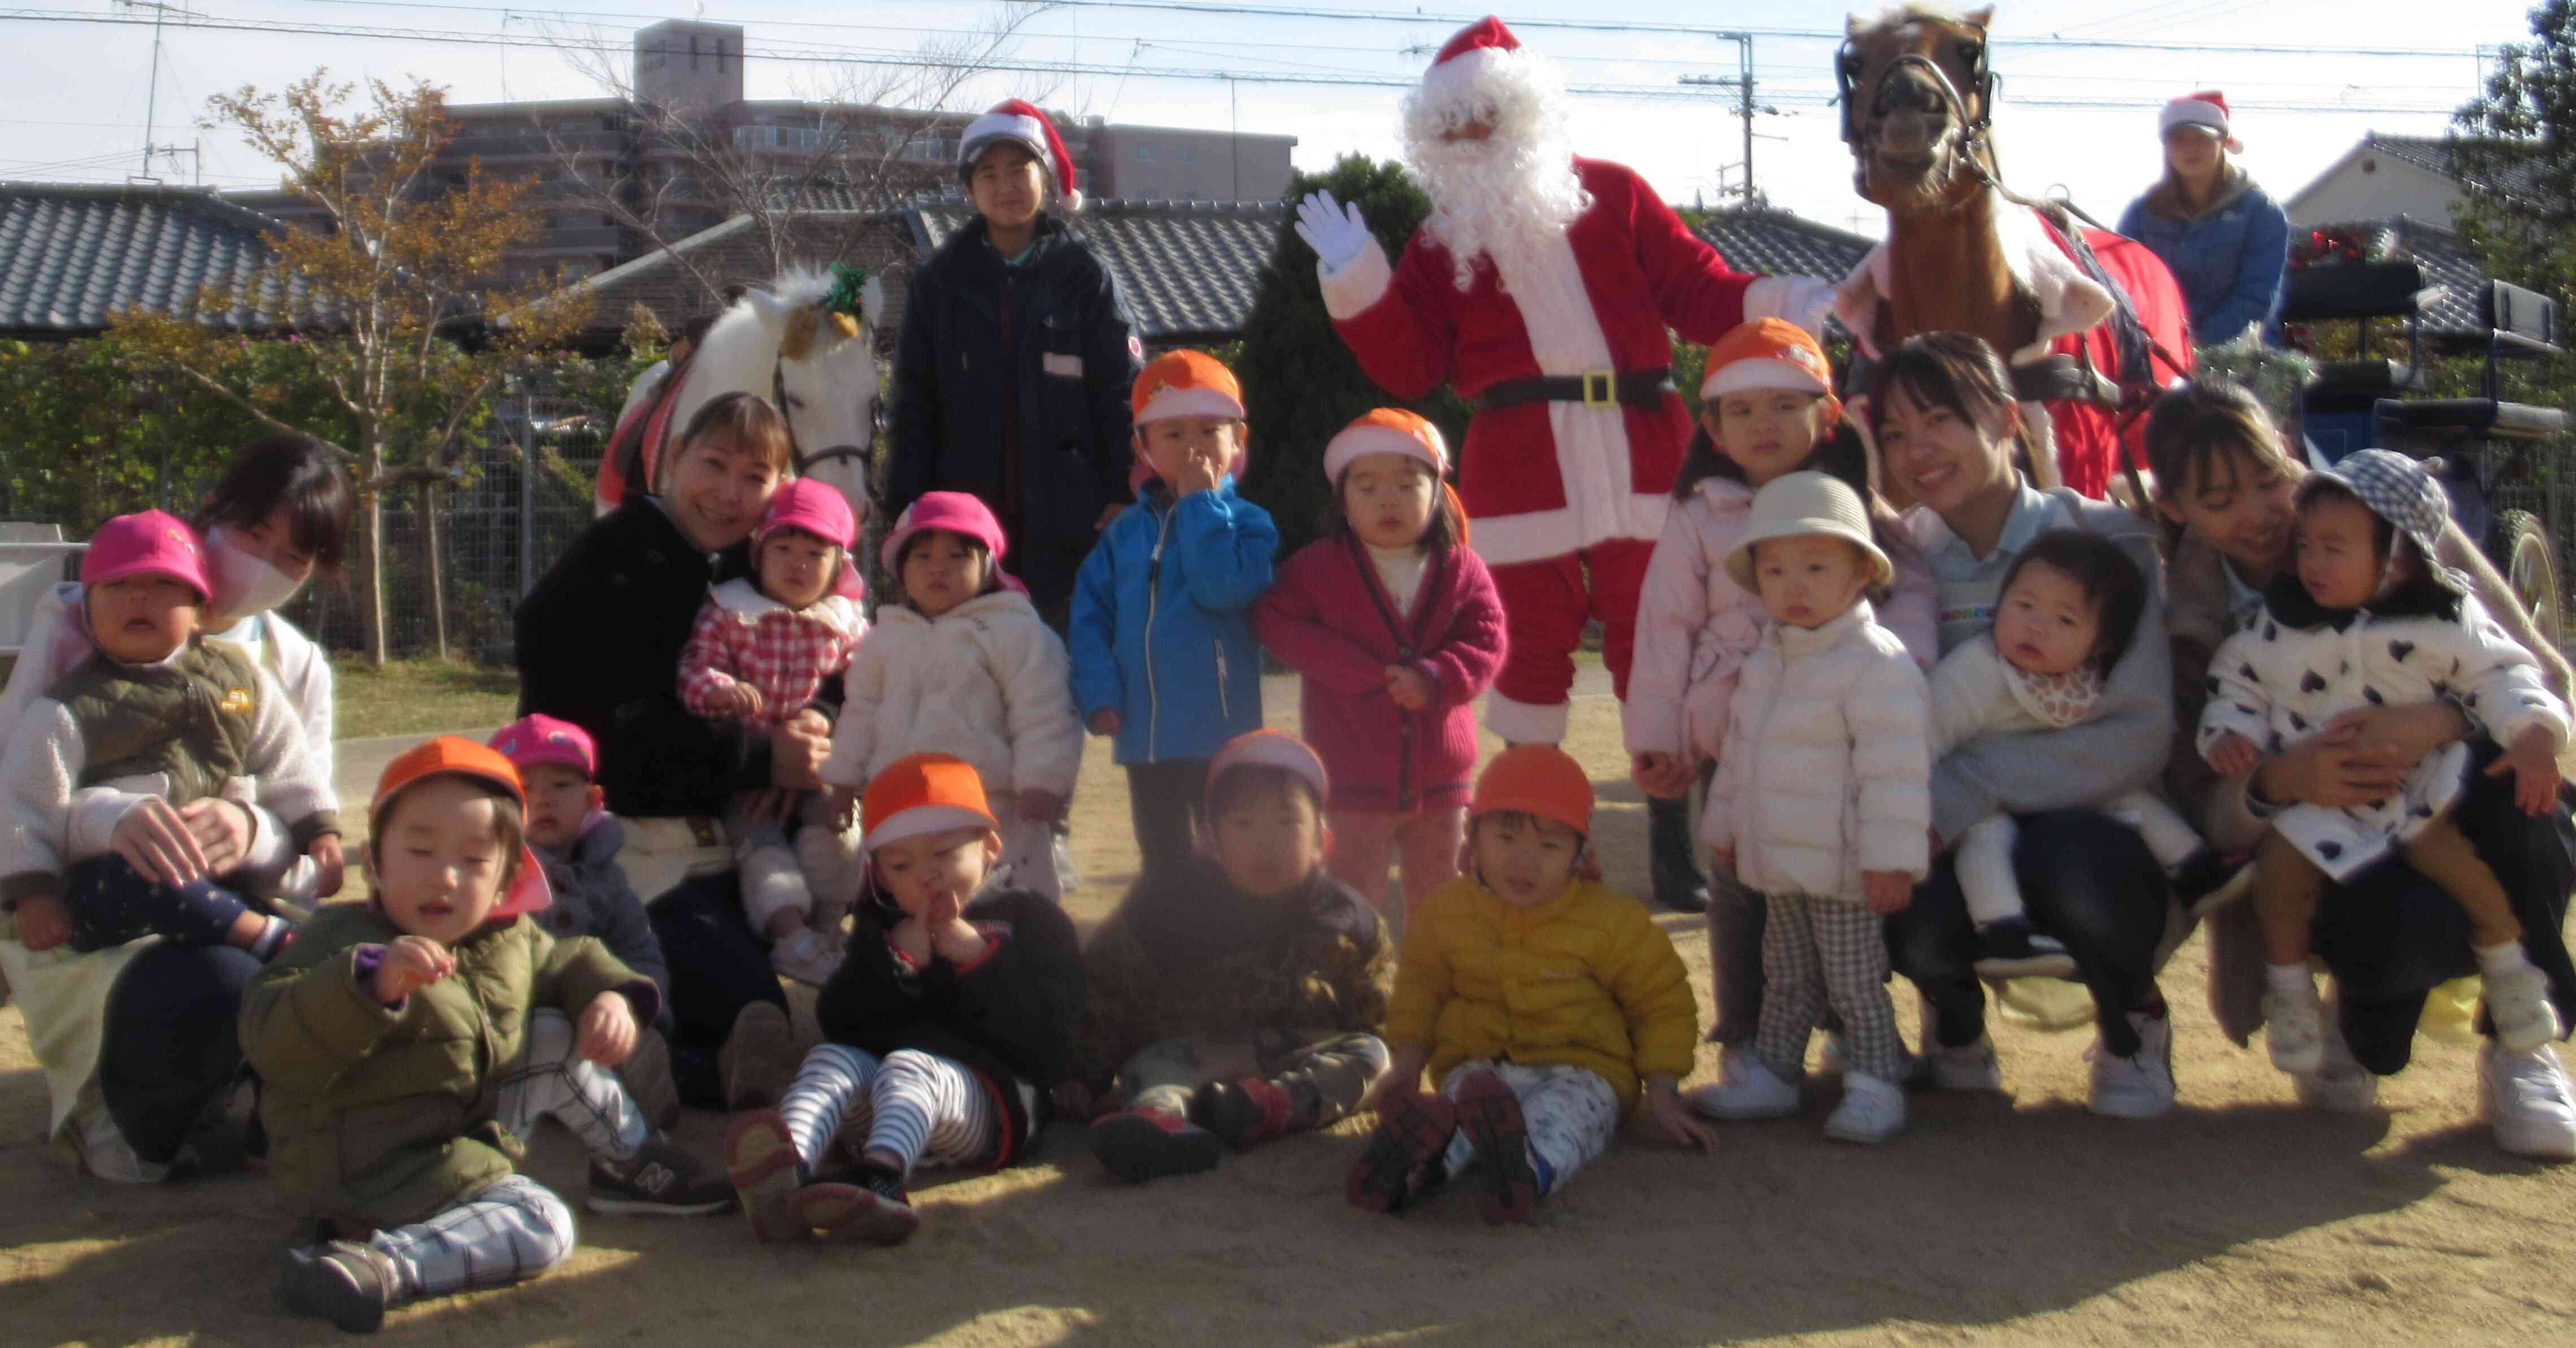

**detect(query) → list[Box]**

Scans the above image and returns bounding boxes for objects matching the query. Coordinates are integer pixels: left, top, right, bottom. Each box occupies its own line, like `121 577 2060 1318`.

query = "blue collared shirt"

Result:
1911 477 2070 656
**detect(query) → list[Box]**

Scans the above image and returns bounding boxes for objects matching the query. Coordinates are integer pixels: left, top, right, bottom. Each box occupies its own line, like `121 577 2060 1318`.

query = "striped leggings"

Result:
778 1044 998 1177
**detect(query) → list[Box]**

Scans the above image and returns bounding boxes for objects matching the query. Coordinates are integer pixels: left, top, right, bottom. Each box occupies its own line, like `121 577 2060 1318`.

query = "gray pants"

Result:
1116 1028 1390 1130
1753 893 1905 1083
734 795 863 936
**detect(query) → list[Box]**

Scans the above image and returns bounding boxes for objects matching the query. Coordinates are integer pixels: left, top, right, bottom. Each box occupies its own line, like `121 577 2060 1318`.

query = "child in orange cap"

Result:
1071 729 1394 1183
1351 745 1712 1224
245 736 731 1334
1625 319 1933 1061
1069 350 1280 876
724 753 1082 1247
1254 410 1506 916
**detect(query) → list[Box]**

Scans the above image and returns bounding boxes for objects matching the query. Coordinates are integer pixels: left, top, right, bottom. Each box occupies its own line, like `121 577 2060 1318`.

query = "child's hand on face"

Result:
727 683 765 721
1173 445 1224 498
576 990 639 1067
1645 1080 1720 1154
1087 708 1122 737
13 893 72 951
1017 789 1063 823
2489 724 2568 816
1631 751 1694 799
308 834 347 899
1862 870 1914 915
1384 665 1433 711
889 914 936 968
375 934 455 1003
2208 732 2261 778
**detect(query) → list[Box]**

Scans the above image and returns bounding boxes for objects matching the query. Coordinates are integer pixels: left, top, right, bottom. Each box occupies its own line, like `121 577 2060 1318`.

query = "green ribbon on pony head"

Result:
821 263 872 322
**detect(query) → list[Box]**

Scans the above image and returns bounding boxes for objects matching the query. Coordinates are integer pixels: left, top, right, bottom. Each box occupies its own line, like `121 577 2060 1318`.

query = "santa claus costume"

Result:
1302 16 1832 746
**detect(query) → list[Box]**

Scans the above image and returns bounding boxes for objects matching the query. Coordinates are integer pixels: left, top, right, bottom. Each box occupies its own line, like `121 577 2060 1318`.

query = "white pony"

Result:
597 264 885 534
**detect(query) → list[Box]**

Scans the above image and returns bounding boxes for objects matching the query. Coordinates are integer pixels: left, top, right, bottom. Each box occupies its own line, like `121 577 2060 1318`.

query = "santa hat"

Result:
1418 17 1535 117
2159 91 2241 153
1699 318 1844 427
959 99 1082 212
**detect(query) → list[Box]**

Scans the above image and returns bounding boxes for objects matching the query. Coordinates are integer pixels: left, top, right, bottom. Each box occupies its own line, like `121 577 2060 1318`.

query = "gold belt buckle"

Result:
1579 368 1616 407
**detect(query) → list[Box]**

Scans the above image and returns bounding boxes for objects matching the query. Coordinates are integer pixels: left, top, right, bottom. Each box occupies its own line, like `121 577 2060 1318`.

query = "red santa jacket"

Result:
1321 158 1757 567
1252 534 1507 814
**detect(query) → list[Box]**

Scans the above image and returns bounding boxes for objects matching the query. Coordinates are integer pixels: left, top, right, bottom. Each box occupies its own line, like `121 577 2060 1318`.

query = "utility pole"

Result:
1678 32 1760 203
119 0 195 180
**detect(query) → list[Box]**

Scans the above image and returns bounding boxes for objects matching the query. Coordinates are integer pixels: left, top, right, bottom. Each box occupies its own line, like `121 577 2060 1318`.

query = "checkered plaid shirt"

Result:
679 593 864 730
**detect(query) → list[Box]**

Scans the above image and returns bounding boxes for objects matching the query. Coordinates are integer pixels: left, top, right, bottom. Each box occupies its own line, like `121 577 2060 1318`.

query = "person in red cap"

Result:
2117 90 2291 346
677 476 869 988
1254 408 1505 915
1071 351 1280 875
490 713 680 1127
820 490 1083 898
887 98 1143 621
1295 16 1838 751
246 736 732 1333
1 510 335 966
1068 729 1395 1184
724 753 1081 1246
1351 744 1712 1224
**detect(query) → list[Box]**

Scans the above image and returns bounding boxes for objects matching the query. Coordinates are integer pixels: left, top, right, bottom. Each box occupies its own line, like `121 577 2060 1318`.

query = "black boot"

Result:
1647 793 1709 913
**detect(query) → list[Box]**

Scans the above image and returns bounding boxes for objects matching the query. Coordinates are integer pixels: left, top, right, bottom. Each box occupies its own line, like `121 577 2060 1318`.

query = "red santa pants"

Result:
1483 539 1652 745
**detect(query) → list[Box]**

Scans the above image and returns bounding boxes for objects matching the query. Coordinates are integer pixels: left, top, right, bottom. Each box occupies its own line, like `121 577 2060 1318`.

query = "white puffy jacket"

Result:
1705 599 1931 901
821 589 1084 799
1625 477 1938 762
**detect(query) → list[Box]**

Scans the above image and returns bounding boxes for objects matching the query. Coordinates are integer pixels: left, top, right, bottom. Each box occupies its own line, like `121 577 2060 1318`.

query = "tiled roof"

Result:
2364 133 2548 202
2300 215 2492 341
0 181 312 336
909 198 1287 343
1690 205 1876 281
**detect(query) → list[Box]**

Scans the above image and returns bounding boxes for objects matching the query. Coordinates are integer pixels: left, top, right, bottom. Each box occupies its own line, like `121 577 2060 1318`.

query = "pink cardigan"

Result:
1253 536 1507 814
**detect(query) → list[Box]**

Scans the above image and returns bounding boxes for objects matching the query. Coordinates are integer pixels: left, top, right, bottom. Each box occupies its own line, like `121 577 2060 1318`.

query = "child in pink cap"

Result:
490 713 681 1125
0 510 337 962
677 479 869 985
821 492 1083 898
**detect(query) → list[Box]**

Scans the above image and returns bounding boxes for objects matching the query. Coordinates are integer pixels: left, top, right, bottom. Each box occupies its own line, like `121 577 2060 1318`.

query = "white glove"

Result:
1781 274 1839 340
1294 190 1374 272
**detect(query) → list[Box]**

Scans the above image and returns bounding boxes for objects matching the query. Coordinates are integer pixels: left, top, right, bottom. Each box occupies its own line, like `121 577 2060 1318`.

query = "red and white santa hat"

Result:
2159 90 2242 153
959 99 1083 212
1413 16 1552 128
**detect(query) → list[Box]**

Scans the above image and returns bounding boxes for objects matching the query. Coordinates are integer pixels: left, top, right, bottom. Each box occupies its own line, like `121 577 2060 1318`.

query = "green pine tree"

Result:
2453 1 2576 306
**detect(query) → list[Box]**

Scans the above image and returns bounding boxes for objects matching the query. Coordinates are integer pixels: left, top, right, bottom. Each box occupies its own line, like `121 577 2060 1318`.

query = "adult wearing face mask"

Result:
0 433 356 1186
2117 92 2292 348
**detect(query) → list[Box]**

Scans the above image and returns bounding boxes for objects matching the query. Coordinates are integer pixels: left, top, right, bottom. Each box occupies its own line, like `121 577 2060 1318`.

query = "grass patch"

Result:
334 656 520 739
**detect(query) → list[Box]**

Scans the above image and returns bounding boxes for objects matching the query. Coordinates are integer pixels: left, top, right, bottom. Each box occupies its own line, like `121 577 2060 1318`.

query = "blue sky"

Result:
0 0 2542 237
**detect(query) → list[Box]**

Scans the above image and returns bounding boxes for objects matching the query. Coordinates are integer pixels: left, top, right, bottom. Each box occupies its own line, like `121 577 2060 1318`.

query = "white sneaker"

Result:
2484 966 2565 1054
2293 997 2380 1114
2263 979 2326 1075
1686 1055 1799 1120
2086 1011 2176 1120
769 928 843 986
1051 830 1081 892
2480 1041 2576 1161
64 1105 169 1184
1823 1071 1905 1144
1924 1034 2005 1093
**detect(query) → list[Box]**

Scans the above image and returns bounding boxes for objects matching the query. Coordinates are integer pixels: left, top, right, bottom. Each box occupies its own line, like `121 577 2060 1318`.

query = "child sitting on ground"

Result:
821 492 1083 899
2199 449 2571 1072
1072 730 1394 1183
1688 472 1930 1144
724 754 1082 1246
2 510 335 960
243 737 731 1334
1931 529 2243 979
678 477 869 985
491 714 682 1128
1351 745 1713 1224
1071 350 1278 877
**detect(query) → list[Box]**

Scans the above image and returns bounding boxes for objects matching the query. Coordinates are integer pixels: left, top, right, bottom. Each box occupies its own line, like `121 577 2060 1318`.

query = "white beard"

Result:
1402 54 1591 296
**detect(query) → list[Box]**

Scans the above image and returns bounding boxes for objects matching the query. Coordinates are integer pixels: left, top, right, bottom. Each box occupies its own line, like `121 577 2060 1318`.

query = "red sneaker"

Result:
1192 1076 1294 1150
1344 1092 1457 1215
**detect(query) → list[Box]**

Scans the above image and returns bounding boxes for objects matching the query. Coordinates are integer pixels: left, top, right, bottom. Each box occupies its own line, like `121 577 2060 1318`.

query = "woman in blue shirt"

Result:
2118 92 2292 348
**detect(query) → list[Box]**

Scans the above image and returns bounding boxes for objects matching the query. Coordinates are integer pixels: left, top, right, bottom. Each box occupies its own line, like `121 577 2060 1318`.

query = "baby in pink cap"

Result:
1 510 336 962
677 479 870 985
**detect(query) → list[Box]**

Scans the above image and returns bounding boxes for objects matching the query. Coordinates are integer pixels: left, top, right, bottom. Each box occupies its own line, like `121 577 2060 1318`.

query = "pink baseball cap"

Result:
488 714 598 780
82 510 211 601
755 479 858 551
881 490 1010 573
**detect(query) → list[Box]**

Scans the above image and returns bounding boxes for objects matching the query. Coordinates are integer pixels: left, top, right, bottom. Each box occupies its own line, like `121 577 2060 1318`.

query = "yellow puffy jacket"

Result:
1385 875 1699 1113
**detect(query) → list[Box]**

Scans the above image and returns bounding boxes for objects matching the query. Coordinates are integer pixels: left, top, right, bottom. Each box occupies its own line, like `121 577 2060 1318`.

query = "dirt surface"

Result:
6 676 2574 1347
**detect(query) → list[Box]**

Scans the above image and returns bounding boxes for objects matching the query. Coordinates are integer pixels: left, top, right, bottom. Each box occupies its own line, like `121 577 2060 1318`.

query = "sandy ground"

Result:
6 672 2576 1348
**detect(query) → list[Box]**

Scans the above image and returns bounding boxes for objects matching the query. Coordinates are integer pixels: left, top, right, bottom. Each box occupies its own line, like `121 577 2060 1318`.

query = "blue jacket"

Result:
1069 479 1276 764
2118 168 2291 347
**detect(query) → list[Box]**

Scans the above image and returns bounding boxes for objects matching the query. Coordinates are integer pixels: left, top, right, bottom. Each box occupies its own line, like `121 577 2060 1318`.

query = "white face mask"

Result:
206 526 307 619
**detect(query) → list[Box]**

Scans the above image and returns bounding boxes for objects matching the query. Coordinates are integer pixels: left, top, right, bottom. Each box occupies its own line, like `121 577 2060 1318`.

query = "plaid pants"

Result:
1753 893 1905 1083
367 1175 575 1298
1434 1062 1620 1199
778 1044 998 1177
493 1009 649 1162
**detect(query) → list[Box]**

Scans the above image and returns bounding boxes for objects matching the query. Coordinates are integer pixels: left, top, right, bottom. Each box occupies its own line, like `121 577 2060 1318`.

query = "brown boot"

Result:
719 1002 798 1112
617 1027 682 1130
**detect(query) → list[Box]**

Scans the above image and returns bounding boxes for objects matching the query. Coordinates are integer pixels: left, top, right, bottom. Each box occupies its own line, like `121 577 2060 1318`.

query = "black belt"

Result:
1477 368 1676 412
2009 353 2119 408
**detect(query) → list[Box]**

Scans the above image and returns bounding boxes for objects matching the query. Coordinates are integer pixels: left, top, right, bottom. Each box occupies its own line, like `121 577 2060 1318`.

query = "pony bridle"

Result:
1836 22 1999 164
771 330 882 479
